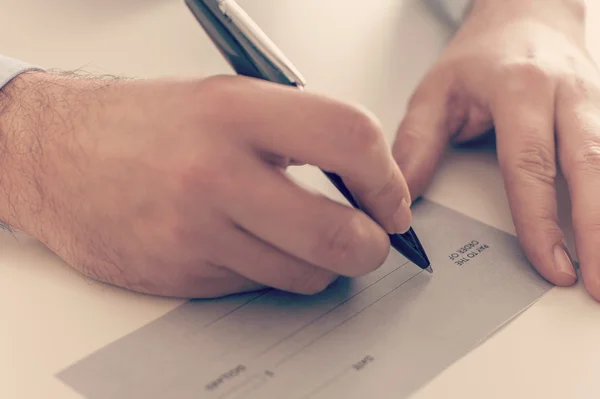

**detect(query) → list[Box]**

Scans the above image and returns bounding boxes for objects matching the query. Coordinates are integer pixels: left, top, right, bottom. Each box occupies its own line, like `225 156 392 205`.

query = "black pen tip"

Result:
390 227 431 271
411 253 430 270
425 266 433 274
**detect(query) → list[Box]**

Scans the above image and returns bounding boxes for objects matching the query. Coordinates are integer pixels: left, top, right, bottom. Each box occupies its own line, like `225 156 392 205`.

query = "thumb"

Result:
393 76 464 198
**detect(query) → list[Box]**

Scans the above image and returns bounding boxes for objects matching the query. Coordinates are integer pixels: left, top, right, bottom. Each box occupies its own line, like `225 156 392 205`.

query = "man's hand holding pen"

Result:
0 73 411 298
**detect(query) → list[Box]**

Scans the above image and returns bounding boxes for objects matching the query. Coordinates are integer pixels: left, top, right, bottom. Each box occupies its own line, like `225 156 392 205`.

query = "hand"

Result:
0 72 412 298
393 0 600 299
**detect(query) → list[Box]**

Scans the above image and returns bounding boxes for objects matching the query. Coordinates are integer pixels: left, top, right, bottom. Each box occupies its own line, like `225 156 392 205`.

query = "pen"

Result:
185 0 432 272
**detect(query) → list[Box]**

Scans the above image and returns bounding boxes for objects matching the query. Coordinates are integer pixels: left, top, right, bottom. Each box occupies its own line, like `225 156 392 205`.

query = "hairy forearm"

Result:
0 71 85 235
0 72 51 232
0 70 126 242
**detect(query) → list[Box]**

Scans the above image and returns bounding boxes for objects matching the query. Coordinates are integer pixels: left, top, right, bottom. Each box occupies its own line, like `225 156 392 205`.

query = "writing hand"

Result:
0 73 411 298
393 0 600 299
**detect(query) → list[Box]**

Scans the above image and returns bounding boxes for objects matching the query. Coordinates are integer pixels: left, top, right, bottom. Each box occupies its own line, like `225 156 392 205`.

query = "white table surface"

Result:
2 0 600 398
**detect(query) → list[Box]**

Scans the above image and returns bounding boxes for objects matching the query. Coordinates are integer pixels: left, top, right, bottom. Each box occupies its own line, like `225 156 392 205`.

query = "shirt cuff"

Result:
433 0 472 26
0 55 44 89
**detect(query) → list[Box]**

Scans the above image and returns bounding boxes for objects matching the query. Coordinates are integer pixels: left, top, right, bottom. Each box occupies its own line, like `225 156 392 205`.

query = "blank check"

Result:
58 199 552 399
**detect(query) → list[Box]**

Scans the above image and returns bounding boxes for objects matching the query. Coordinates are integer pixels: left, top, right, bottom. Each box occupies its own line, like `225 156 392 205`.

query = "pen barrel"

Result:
323 171 430 269
322 171 360 209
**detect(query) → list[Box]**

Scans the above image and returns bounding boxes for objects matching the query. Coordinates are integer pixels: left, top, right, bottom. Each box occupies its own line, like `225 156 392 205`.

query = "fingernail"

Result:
553 245 577 280
392 198 412 234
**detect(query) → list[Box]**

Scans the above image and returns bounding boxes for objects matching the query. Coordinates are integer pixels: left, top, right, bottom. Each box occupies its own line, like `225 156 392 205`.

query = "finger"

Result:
220 153 390 278
492 72 577 287
210 75 411 234
212 225 338 295
392 70 459 198
556 77 600 301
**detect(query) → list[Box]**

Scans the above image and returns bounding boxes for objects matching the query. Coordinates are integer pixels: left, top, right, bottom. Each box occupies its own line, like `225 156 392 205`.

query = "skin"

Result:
1 0 599 301
394 0 600 299
0 74 411 298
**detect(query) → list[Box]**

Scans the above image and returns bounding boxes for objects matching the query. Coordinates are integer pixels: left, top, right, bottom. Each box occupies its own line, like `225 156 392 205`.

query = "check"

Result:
58 199 551 399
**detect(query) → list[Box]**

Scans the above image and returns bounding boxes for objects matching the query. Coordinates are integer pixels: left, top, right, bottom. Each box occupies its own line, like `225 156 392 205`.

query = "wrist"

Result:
0 72 61 235
0 72 44 232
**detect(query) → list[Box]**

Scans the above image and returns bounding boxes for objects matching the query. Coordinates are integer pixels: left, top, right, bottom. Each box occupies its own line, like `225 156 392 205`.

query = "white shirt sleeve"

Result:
0 55 43 90
433 0 472 25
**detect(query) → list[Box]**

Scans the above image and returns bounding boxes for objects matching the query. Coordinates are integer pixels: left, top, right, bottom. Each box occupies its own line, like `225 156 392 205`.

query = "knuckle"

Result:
288 269 336 295
361 168 408 228
396 123 422 145
395 117 431 152
369 168 404 205
340 106 386 158
503 61 549 81
314 214 365 272
501 61 554 94
515 212 562 242
573 204 600 235
194 74 235 98
570 139 600 175
190 75 227 106
506 141 556 185
560 70 600 103
565 72 590 94
190 75 245 118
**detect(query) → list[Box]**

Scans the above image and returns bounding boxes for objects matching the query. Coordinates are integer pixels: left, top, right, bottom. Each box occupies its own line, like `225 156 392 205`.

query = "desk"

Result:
2 1 600 398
